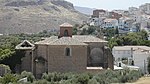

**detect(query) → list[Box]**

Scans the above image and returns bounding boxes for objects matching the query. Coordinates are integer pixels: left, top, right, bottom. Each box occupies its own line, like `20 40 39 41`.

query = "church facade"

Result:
16 23 113 78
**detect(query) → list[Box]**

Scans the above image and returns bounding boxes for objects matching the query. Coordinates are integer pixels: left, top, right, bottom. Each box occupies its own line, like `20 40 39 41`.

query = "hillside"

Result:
0 0 88 34
75 6 95 15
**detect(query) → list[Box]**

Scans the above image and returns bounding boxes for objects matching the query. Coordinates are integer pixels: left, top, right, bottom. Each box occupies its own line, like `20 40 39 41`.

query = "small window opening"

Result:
29 52 32 55
65 48 71 56
119 63 121 67
64 30 69 36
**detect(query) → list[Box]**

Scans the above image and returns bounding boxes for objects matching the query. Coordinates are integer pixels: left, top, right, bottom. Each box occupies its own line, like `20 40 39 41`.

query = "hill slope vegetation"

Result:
0 0 88 34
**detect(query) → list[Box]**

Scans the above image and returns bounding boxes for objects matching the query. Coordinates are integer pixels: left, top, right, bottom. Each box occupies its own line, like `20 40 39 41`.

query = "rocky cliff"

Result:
0 0 88 34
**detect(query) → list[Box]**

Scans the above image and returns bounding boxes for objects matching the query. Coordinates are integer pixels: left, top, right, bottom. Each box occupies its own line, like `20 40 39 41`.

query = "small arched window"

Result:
119 63 121 67
64 30 69 36
65 48 71 56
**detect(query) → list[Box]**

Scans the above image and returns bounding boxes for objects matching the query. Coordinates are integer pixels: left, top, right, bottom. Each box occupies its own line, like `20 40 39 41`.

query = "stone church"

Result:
16 23 113 78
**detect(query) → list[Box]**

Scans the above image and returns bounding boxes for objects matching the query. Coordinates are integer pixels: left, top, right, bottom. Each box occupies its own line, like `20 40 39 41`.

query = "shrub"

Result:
0 69 142 83
0 73 18 84
42 72 62 82
33 79 49 84
88 78 99 84
77 73 90 84
21 71 35 83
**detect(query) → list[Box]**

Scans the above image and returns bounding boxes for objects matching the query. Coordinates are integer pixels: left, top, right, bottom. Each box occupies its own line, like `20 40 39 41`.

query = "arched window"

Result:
119 63 121 67
65 48 71 56
64 30 69 36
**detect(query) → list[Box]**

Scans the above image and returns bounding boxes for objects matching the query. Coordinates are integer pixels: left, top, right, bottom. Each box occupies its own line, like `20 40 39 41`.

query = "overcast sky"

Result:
65 0 150 10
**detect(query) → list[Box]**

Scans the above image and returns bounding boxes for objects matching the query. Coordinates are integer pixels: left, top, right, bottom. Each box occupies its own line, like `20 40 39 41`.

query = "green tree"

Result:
138 29 148 40
0 50 25 72
87 26 96 34
108 38 119 49
0 73 18 84
80 28 88 35
115 28 119 35
72 27 78 35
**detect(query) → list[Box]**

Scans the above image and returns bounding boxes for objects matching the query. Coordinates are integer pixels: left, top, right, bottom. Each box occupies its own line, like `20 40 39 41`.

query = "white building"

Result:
88 17 106 27
139 3 150 14
102 18 118 28
112 10 125 15
140 15 150 33
119 17 132 28
99 10 109 17
129 7 139 15
119 16 139 33
129 13 143 23
112 46 150 73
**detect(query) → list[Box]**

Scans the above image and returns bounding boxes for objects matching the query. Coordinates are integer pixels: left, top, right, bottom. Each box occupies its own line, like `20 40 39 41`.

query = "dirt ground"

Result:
133 77 150 84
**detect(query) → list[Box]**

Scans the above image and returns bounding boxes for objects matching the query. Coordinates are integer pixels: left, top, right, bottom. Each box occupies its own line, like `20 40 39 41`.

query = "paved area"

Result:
133 77 150 84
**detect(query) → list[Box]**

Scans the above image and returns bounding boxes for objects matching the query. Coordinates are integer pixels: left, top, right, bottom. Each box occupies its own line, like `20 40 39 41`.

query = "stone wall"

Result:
85 42 113 69
32 41 113 78
36 45 48 60
85 42 106 67
48 45 87 73
103 46 114 69
33 45 48 78
21 50 32 72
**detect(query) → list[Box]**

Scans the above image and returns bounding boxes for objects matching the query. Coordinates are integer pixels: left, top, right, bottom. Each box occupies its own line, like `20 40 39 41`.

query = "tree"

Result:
0 50 25 72
108 38 119 49
87 26 96 34
80 28 88 35
138 29 148 40
72 27 78 35
0 73 18 84
115 28 119 35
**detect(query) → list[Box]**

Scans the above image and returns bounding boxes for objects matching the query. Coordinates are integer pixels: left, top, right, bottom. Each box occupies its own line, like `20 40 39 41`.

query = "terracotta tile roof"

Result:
72 35 108 43
49 37 87 45
35 36 58 45
60 23 73 27
35 35 107 45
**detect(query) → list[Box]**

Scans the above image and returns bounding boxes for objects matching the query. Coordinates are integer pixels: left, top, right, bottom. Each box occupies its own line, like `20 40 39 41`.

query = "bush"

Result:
42 72 62 82
0 69 142 84
77 73 90 84
21 71 35 83
0 64 11 76
0 73 18 84
91 69 142 84
33 79 49 84
88 78 99 84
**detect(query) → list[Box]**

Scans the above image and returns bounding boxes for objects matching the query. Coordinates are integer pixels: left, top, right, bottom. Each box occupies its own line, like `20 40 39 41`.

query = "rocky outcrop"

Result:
5 1 38 7
50 0 74 10
0 0 88 34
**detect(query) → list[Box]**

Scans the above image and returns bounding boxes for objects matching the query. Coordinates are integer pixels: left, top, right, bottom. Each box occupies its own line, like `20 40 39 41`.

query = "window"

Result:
64 30 69 36
119 63 121 67
65 48 71 56
29 52 32 55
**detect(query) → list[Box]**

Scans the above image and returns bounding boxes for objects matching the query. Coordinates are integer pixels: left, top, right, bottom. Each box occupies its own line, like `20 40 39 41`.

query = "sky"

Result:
65 0 150 11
